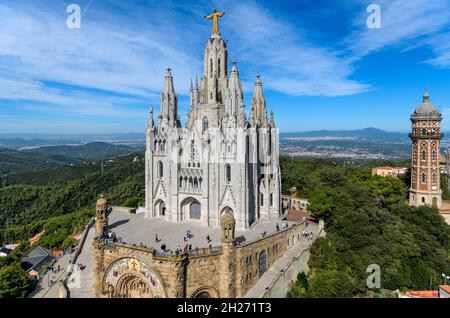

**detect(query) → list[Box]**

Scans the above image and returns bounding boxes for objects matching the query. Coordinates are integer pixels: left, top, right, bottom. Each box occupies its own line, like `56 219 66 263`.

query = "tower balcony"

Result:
409 132 443 139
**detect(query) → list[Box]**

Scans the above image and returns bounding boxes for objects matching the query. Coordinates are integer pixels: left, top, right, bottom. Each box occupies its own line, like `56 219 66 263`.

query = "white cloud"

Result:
347 0 450 60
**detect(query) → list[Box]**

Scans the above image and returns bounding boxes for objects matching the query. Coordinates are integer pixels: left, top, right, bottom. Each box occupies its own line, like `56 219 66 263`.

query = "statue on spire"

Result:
204 9 225 34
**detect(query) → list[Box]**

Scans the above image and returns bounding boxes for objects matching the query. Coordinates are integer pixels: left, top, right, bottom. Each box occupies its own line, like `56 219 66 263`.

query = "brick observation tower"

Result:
409 89 443 208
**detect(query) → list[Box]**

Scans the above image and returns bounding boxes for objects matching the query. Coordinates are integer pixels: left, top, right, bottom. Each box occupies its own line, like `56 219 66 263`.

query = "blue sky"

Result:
1 0 450 134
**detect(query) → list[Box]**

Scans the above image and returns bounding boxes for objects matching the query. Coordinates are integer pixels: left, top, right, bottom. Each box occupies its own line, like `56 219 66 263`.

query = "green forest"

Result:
0 154 145 243
1 151 449 298
0 152 145 298
282 157 450 297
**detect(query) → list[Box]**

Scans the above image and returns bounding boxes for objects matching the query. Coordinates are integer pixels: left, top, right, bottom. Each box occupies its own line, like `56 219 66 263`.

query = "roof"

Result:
408 290 439 298
375 166 393 170
439 285 450 294
413 91 440 117
0 246 12 255
21 245 54 271
285 209 313 222
28 231 44 245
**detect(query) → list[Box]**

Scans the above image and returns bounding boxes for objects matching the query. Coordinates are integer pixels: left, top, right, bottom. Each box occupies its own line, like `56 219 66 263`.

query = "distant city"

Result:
3 127 450 161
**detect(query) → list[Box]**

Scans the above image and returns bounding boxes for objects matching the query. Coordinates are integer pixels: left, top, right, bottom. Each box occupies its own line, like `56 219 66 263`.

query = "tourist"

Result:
161 243 166 251
155 233 159 243
184 236 187 242
206 234 211 243
276 223 280 231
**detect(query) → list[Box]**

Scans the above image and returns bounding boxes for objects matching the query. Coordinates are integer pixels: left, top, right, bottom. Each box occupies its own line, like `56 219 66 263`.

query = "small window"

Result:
218 58 221 78
270 193 273 206
421 173 426 183
225 164 231 182
260 193 264 206
202 117 209 133
158 161 163 178
422 150 426 160
210 58 213 78
259 251 267 274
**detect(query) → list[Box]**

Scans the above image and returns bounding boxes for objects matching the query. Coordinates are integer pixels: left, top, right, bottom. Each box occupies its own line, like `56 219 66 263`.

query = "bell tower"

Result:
409 89 443 208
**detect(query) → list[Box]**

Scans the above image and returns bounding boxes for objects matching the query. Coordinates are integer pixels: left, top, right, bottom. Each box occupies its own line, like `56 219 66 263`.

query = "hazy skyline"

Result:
1 0 450 134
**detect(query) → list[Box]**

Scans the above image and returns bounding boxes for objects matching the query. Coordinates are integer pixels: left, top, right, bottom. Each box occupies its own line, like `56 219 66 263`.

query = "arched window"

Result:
159 202 166 216
195 291 211 298
422 197 425 203
422 128 427 135
218 58 221 78
225 164 231 182
258 251 267 274
421 173 426 183
202 116 209 133
179 177 183 188
270 193 273 206
193 177 198 189
158 161 163 178
260 193 264 206
432 173 437 184
432 150 437 160
190 201 201 219
422 150 426 160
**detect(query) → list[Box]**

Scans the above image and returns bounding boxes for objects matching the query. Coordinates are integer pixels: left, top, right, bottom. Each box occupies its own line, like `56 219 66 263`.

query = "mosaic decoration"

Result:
104 257 166 298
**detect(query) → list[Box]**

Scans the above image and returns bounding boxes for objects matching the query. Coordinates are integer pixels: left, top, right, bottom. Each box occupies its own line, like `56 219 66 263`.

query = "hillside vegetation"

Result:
282 156 450 297
0 154 145 246
23 142 139 160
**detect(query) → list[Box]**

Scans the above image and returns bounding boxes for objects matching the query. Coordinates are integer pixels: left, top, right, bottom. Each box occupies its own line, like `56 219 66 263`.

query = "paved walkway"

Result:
28 253 71 298
244 224 322 298
68 225 95 298
108 209 297 252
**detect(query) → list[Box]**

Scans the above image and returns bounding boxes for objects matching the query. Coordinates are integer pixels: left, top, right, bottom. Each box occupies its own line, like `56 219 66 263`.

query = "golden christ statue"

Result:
204 9 225 34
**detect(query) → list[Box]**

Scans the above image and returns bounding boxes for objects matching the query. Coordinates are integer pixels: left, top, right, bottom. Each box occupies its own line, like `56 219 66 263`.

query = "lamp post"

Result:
442 273 450 285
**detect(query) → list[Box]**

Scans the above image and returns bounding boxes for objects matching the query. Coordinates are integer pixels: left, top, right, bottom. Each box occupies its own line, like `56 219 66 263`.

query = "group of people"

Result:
100 226 118 242
260 231 267 238
157 229 198 255
302 230 314 240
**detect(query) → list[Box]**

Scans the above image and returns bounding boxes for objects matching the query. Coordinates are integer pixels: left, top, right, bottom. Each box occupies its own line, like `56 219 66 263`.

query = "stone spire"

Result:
148 106 154 129
270 109 275 128
159 67 179 127
423 85 430 103
189 79 195 110
225 60 245 120
250 75 268 127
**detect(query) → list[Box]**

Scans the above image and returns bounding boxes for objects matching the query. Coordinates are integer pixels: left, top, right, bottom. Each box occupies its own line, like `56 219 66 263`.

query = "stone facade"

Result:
92 196 307 298
144 13 281 231
92 12 303 299
409 89 443 208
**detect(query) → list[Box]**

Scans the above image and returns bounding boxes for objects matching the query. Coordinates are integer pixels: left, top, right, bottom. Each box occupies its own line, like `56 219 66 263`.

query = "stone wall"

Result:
94 221 307 298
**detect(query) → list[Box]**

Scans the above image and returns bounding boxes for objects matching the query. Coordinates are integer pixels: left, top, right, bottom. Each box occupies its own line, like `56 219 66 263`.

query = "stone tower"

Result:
219 211 236 297
409 89 443 208
95 194 109 236
93 194 109 297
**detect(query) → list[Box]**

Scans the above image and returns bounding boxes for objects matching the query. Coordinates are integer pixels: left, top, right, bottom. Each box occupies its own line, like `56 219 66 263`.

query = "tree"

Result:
0 263 35 298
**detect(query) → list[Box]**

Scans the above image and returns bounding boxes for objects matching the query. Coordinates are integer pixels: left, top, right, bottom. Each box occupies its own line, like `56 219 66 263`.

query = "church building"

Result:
144 10 281 230
85 11 318 299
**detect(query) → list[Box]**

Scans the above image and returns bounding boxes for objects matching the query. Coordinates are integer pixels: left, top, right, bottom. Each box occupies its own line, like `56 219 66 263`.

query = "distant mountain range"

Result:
0 142 143 175
0 133 146 150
